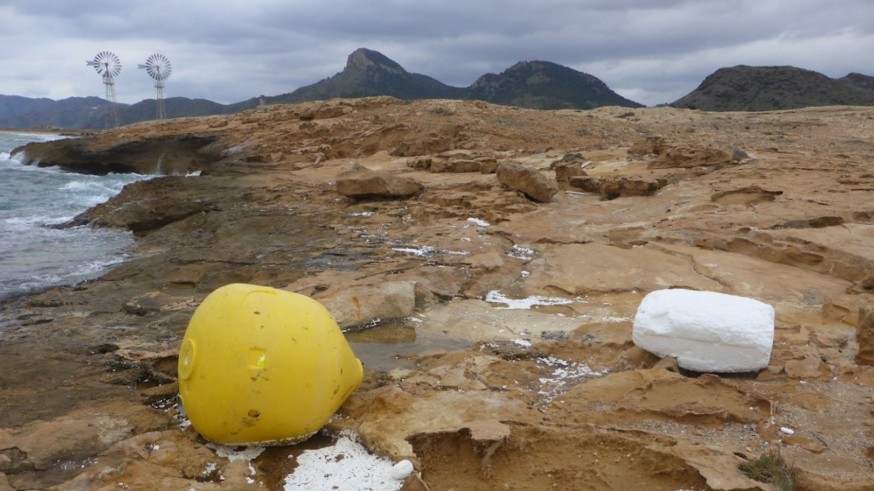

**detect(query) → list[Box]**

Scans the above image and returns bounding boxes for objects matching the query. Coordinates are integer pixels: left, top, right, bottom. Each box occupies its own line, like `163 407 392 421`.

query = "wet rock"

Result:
633 289 775 373
495 161 558 203
70 176 217 232
12 134 220 175
335 163 423 198
123 291 195 316
0 401 165 479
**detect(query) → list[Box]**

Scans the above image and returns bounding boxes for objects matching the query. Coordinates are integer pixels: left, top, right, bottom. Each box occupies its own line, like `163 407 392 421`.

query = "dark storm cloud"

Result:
2 1 872 106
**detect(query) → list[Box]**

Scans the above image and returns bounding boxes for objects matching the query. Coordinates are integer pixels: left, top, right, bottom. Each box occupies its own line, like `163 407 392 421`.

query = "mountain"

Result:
468 60 643 109
2 48 640 129
0 95 238 130
672 65 874 111
0 96 108 129
269 49 640 110
267 48 465 104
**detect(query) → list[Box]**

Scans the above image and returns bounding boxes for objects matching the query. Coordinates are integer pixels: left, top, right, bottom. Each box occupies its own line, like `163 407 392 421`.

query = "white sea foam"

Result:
0 132 153 300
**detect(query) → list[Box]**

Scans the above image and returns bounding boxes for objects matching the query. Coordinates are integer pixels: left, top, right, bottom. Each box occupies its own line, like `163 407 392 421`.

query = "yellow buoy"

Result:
178 283 363 445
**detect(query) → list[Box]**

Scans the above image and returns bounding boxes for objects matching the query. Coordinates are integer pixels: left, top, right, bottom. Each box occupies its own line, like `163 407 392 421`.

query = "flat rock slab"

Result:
522 243 724 295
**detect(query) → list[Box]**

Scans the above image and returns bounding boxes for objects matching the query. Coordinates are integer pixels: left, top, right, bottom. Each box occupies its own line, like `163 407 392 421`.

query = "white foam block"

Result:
632 289 775 373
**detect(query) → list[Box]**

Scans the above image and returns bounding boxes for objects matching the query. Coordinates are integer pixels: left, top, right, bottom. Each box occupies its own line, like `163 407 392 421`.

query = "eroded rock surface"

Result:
2 99 874 490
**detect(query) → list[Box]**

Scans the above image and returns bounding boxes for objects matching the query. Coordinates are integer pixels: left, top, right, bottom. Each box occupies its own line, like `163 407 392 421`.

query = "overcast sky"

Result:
2 1 873 107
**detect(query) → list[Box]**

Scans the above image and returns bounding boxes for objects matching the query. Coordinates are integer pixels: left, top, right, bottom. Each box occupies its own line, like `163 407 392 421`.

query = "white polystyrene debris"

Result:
484 290 573 310
467 217 490 227
283 432 402 491
390 459 415 480
206 443 265 462
780 427 795 435
632 289 775 373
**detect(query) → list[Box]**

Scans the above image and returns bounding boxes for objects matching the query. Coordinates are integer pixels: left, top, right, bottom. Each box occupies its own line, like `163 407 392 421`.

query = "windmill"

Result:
139 54 172 120
86 51 122 128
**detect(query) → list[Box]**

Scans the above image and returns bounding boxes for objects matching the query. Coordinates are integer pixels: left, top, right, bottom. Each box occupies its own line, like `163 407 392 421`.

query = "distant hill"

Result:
0 94 240 130
468 60 643 109
268 49 640 110
1 48 641 129
672 65 874 111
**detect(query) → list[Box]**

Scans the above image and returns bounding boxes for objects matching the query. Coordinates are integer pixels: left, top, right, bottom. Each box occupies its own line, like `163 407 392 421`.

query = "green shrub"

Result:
738 450 796 491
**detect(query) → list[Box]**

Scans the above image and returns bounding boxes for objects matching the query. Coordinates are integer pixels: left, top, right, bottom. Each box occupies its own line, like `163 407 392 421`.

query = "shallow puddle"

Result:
344 319 469 371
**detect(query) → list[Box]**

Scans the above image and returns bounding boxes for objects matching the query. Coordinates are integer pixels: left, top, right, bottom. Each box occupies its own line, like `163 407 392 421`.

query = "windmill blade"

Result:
91 51 122 78
143 53 172 81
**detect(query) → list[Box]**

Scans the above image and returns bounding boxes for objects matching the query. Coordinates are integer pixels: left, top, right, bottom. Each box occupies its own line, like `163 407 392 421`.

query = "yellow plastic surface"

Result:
178 283 363 445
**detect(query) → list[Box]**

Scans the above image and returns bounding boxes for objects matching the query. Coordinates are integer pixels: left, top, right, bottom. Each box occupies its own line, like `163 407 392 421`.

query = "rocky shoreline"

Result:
2 97 873 490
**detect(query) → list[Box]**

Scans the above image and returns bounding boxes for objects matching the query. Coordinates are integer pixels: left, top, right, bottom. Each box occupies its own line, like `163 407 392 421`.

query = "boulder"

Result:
569 175 666 200
316 281 418 329
495 162 558 203
632 289 775 373
336 163 423 198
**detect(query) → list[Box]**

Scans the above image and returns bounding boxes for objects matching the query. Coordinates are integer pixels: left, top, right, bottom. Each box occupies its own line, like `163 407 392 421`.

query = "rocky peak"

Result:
672 65 874 111
468 59 642 109
345 48 406 75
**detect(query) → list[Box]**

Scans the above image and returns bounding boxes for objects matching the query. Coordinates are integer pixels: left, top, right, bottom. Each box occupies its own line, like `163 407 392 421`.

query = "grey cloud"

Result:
2 1 873 106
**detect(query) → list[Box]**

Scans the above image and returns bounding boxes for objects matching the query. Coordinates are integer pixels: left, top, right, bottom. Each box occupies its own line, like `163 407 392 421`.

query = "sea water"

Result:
0 132 152 300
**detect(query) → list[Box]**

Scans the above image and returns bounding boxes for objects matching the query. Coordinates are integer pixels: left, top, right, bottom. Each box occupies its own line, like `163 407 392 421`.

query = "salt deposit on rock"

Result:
632 289 775 373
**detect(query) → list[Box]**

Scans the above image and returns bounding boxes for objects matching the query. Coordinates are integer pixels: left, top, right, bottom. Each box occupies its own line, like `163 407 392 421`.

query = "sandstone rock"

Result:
407 156 432 170
430 159 481 173
477 158 499 174
648 143 737 169
784 354 824 378
553 162 588 187
632 289 775 373
316 281 418 329
856 309 874 366
495 162 558 203
390 137 453 156
628 135 666 157
710 185 783 205
336 163 423 198
569 175 666 199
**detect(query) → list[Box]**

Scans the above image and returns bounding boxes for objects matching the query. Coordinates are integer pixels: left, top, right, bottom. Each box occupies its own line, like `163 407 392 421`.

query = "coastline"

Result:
1 99 872 490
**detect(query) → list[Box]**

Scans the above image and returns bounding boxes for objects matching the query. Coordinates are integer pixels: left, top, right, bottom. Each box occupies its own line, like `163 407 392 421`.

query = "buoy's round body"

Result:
178 283 363 445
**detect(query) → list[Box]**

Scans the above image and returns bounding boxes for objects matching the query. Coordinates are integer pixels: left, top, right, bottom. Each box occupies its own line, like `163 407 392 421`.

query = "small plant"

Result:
428 106 455 116
738 450 796 491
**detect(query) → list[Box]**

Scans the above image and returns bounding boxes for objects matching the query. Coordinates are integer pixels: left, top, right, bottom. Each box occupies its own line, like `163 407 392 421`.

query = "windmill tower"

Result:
139 54 172 120
86 51 122 128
